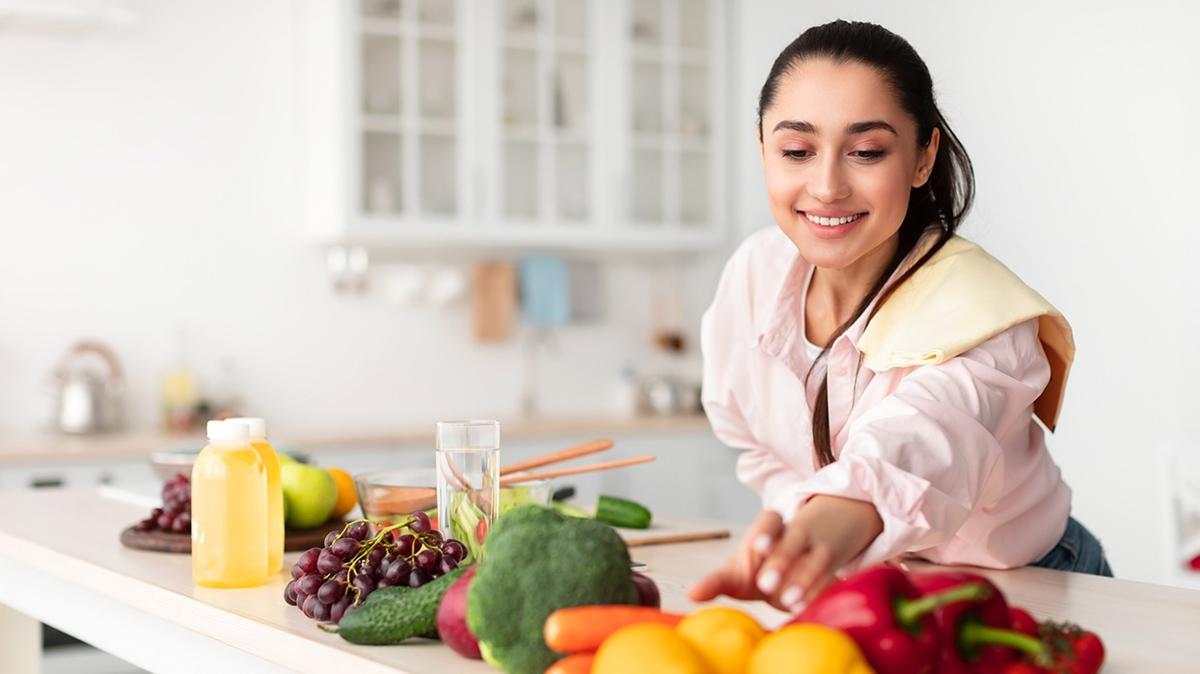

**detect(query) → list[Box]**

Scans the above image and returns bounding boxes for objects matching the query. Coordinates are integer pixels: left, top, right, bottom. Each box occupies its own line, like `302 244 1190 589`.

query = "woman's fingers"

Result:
777 542 834 611
746 510 784 552
687 567 731 602
746 510 784 564
802 570 836 606
688 558 763 602
689 510 784 603
756 518 810 599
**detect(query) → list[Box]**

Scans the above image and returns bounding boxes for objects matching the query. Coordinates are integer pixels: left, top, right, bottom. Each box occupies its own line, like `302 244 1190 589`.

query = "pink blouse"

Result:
700 228 1072 569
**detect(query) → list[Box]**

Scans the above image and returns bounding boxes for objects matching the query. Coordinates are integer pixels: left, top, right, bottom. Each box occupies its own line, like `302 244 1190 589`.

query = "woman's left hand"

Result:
690 495 883 612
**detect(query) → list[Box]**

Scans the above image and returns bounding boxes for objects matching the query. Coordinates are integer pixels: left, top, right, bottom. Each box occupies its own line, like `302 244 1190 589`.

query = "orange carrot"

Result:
545 652 595 674
544 605 685 654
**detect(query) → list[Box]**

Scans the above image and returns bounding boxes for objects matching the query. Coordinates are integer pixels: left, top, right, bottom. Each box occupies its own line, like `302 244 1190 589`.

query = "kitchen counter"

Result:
2 488 1199 673
0 414 711 466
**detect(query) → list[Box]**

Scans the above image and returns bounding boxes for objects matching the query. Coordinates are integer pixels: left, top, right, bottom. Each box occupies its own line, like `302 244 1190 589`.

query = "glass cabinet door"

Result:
358 0 462 219
498 0 592 224
629 0 712 228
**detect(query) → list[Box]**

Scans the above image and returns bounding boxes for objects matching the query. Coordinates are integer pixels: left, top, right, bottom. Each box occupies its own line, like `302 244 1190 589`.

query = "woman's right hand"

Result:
687 510 786 608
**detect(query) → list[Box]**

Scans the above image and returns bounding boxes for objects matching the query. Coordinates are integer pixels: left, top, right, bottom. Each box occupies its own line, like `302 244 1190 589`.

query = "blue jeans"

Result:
1030 516 1113 577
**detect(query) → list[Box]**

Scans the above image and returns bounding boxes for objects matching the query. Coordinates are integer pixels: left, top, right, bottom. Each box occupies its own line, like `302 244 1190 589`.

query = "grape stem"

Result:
325 515 459 607
342 516 419 604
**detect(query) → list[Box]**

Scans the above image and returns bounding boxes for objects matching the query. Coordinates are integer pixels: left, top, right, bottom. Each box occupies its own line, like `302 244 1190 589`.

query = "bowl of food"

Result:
354 468 438 532
499 479 552 513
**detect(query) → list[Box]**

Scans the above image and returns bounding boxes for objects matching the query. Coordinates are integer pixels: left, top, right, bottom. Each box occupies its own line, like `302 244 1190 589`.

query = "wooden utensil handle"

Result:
499 439 614 476
625 531 731 547
499 455 655 486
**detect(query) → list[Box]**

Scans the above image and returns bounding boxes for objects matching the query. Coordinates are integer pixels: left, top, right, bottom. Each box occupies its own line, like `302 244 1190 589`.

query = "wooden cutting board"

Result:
471 261 516 342
119 519 352 554
614 515 731 548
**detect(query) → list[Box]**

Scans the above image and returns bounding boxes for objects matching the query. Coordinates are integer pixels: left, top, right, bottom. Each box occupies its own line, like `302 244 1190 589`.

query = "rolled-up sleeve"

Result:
792 319 1051 569
700 234 759 450
701 232 818 516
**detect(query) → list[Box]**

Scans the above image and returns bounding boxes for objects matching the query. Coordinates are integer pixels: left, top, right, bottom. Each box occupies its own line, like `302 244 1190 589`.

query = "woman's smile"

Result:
799 210 869 239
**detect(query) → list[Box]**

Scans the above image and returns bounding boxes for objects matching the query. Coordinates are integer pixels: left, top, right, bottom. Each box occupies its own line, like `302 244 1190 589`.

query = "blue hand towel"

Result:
518 256 570 327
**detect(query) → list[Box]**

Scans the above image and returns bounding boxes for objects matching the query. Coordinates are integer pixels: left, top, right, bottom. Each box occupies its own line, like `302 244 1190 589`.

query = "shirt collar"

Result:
754 229 943 368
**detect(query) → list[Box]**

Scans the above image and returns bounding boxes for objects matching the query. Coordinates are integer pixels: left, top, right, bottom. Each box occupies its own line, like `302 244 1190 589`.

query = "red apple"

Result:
436 566 480 659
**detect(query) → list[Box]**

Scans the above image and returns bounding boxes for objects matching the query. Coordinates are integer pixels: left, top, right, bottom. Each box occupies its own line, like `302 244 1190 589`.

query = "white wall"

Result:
734 1 1200 584
0 1 715 435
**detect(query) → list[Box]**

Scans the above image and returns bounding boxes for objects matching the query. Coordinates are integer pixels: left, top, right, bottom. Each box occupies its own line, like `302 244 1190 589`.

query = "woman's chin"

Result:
780 227 861 270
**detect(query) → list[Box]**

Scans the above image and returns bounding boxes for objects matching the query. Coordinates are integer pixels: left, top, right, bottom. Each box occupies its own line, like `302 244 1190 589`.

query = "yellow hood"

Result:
857 235 1074 431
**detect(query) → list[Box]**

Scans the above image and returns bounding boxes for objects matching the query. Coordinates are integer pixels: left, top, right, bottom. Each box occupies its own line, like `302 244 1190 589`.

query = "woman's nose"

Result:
807 155 851 203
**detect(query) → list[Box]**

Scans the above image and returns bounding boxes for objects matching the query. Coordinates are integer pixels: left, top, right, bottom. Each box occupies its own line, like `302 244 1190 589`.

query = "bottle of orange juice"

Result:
191 420 269 587
226 417 284 574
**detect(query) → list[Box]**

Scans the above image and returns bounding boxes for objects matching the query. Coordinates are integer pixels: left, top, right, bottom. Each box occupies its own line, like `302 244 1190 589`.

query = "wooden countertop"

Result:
1 488 1198 672
0 414 712 466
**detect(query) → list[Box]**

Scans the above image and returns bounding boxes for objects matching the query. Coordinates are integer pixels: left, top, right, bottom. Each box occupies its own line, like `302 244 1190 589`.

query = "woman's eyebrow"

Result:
772 119 898 136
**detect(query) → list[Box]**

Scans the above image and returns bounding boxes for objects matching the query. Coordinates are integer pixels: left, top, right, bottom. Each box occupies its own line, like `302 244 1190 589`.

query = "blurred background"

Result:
2 2 1199 667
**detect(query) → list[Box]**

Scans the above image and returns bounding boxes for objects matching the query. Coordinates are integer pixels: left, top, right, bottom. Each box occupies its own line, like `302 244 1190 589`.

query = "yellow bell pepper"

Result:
593 623 713 674
676 606 766 674
748 624 875 674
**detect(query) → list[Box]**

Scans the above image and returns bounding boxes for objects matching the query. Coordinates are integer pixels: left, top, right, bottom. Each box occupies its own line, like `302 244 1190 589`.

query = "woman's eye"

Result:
852 150 885 159
781 149 811 160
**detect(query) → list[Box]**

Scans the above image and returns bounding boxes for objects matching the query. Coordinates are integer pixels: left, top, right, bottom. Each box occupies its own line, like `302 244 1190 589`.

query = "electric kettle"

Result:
51 340 125 434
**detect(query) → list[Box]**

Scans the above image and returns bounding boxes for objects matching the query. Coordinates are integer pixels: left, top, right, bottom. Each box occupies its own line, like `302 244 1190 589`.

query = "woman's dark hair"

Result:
757 20 975 467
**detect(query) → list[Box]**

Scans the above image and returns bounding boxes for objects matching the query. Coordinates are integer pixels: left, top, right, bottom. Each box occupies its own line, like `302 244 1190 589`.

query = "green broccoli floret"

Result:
466 504 638 674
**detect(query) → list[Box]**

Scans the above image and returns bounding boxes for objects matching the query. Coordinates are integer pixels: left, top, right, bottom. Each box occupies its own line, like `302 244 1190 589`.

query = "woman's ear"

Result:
912 127 941 188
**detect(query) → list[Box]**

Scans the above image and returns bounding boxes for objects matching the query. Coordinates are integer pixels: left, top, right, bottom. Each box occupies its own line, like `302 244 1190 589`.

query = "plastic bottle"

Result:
225 417 284 575
191 420 269 587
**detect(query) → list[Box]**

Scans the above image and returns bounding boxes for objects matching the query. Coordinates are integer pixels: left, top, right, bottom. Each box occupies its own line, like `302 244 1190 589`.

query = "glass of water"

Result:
435 420 500 562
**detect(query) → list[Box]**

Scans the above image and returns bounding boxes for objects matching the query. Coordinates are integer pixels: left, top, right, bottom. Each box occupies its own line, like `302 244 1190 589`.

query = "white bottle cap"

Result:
207 419 249 442
224 417 266 440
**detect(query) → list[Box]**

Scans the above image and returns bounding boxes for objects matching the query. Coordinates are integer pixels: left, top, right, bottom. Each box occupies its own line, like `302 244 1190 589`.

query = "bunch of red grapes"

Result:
284 511 467 624
135 474 191 534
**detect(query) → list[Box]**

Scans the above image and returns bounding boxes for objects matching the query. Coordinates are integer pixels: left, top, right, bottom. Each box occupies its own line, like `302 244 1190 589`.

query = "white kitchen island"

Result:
1 488 1199 673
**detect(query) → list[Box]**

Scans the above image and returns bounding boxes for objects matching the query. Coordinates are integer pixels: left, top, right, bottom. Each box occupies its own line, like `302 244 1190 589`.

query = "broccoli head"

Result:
466 504 638 674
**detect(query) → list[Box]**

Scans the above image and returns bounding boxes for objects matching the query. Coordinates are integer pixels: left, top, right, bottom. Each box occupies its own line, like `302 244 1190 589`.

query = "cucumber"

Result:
338 566 468 645
550 500 591 519
594 495 652 529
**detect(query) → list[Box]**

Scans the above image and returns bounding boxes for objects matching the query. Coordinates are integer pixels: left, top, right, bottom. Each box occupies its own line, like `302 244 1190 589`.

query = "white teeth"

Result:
804 212 864 226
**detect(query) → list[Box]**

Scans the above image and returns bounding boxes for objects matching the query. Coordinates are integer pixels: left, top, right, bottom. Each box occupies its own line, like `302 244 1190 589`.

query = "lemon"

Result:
676 606 766 674
326 467 357 519
593 623 713 674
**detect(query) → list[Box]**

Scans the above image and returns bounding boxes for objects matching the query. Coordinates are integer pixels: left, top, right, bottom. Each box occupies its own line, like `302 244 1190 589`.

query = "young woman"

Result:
690 20 1112 613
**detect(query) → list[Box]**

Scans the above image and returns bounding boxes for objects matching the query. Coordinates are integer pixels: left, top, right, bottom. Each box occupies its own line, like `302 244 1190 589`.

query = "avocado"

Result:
338 566 468 645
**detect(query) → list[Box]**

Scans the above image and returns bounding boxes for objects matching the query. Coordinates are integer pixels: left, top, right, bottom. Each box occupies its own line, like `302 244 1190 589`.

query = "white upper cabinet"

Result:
301 0 728 251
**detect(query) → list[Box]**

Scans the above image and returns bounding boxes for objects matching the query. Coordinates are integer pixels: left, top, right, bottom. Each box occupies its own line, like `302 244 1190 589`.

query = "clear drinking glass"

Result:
436 420 500 562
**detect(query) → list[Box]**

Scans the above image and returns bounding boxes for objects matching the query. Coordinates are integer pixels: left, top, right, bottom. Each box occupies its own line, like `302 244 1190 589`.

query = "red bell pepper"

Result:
910 572 1046 674
1001 619 1105 674
1008 607 1039 638
791 565 993 674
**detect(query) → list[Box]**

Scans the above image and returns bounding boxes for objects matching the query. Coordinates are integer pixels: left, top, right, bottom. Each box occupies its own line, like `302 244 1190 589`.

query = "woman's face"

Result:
759 58 938 272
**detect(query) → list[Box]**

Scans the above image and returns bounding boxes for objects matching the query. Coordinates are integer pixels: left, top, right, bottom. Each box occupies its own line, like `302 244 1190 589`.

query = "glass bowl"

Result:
499 478 552 514
354 468 438 532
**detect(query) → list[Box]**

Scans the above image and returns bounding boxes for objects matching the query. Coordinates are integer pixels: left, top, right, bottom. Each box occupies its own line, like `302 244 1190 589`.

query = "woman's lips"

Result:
801 211 867 240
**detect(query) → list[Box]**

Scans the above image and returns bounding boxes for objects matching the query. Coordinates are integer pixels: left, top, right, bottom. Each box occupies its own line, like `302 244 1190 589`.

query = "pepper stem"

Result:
959 622 1044 656
894 582 991 628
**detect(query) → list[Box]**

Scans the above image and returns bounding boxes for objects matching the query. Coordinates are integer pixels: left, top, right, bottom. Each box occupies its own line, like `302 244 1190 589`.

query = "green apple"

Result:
280 462 337 529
